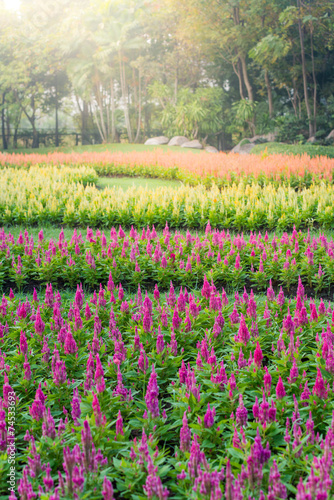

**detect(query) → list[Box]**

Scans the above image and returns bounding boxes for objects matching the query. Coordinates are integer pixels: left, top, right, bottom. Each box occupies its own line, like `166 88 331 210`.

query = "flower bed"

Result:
0 277 333 499
1 225 334 296
1 167 334 229
1 149 334 188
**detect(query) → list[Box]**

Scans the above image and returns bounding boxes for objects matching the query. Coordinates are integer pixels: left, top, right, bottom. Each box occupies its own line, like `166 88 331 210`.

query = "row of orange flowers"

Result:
1 148 334 182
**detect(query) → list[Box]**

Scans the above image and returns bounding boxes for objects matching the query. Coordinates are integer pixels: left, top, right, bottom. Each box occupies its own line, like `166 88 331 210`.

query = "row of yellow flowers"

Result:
1 167 333 229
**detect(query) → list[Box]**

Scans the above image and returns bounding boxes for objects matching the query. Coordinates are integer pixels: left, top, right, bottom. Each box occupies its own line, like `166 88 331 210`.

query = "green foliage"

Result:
0 0 334 150
249 34 291 66
275 115 309 143
150 86 224 140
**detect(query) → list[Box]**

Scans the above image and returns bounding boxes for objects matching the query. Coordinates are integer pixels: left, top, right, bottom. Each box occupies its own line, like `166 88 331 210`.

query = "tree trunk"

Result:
310 25 317 134
232 59 245 100
6 103 10 147
82 100 89 145
91 98 105 143
13 107 21 149
119 51 133 142
95 82 107 142
144 85 150 139
240 56 255 135
174 61 178 105
264 70 273 118
285 85 297 117
20 95 39 148
232 6 252 102
110 78 116 142
106 89 110 140
135 69 142 143
55 74 59 147
32 127 39 148
30 96 39 148
297 0 313 137
1 93 8 150
240 55 254 102
13 128 18 149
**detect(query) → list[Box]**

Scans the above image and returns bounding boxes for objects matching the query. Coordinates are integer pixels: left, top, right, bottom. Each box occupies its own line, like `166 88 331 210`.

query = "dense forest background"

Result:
0 0 333 150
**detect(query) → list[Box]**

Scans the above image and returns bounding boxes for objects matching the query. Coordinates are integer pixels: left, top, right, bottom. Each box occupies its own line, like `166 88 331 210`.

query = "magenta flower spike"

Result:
95 354 106 393
23 355 31 381
34 306 45 336
115 410 124 438
313 367 327 398
20 330 28 355
42 408 56 439
276 376 286 399
180 412 191 452
287 358 299 385
92 392 105 427
301 380 311 403
43 463 54 492
235 253 241 270
236 314 250 345
236 394 248 427
153 284 160 301
118 283 124 301
145 365 160 418
102 477 114 500
254 342 263 368
172 308 181 330
71 388 81 423
156 328 165 354
138 349 149 374
203 403 215 428
64 325 78 355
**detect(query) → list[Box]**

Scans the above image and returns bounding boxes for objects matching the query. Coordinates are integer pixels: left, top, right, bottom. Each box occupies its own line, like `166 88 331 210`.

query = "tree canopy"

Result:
0 0 333 149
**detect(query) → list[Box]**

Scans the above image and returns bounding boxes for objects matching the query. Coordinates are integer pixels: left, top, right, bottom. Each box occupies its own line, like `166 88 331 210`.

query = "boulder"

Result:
181 140 203 149
231 139 256 154
168 136 189 146
144 136 169 146
238 143 256 154
249 132 277 144
205 145 219 153
326 130 334 140
307 136 316 143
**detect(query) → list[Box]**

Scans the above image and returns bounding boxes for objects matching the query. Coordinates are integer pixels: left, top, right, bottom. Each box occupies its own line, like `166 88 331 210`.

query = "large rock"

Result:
326 130 334 140
238 143 256 154
144 136 169 146
231 139 256 154
205 145 219 153
168 136 189 146
307 136 316 143
181 140 203 149
248 132 277 144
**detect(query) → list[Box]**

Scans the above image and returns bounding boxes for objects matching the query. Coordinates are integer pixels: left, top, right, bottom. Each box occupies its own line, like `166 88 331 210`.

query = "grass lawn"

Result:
96 176 183 190
2 140 334 158
1 142 203 155
251 141 334 158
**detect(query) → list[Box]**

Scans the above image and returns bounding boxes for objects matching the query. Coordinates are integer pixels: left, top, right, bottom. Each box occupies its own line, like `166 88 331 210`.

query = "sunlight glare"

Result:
4 0 21 11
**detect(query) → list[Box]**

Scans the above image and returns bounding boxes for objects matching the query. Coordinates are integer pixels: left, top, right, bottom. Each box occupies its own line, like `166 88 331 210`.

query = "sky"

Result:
4 0 20 10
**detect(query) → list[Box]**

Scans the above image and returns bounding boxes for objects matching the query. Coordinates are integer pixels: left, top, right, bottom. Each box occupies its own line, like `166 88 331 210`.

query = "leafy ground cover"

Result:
1 274 334 499
2 166 334 230
2 225 334 297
